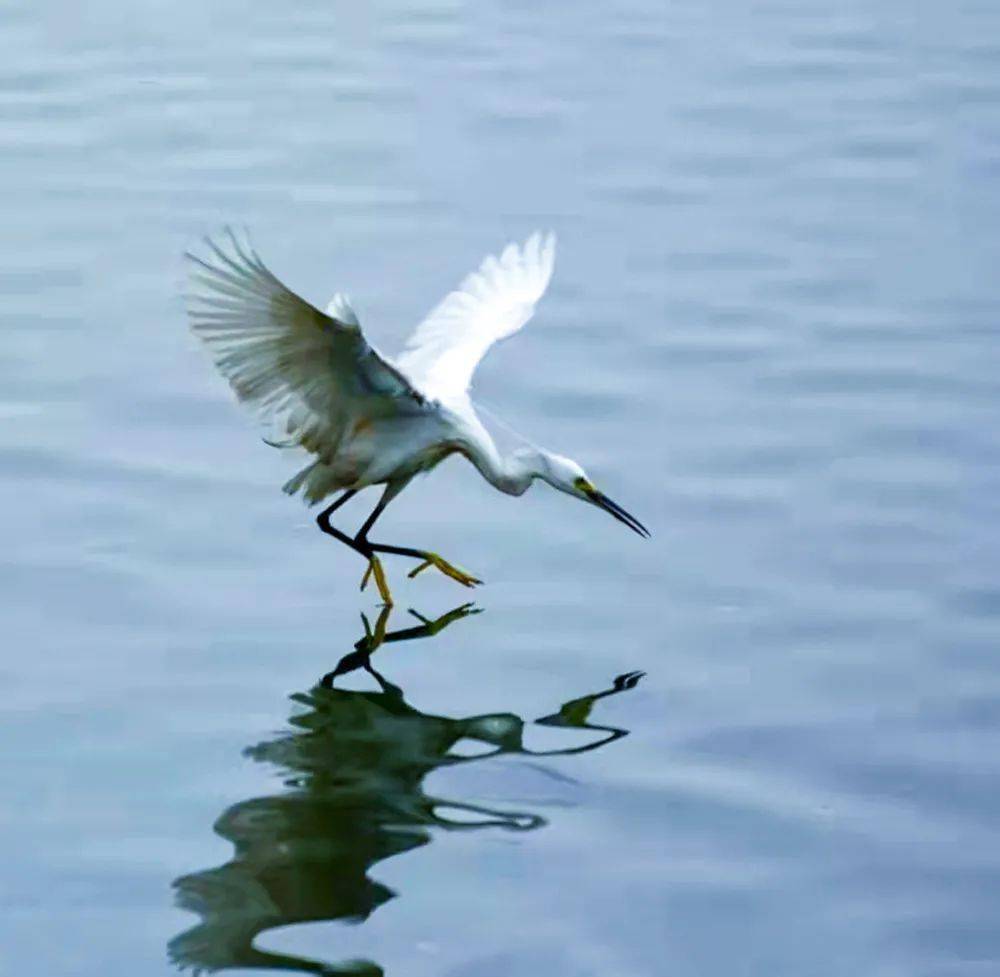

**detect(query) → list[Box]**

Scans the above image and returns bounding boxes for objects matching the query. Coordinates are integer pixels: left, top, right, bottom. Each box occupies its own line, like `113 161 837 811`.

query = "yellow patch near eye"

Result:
574 477 596 494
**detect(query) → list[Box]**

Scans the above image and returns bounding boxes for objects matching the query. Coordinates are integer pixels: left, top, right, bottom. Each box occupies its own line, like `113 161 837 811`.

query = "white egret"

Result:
185 229 648 605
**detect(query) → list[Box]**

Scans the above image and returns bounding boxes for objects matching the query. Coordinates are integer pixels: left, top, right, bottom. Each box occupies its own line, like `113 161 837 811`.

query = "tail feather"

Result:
282 460 348 505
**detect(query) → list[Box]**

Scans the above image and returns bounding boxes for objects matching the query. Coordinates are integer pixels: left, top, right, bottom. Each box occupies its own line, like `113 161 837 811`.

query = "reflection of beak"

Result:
584 487 650 538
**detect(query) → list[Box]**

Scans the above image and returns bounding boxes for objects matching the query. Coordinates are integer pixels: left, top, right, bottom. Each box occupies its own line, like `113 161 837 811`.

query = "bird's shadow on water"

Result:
169 604 644 976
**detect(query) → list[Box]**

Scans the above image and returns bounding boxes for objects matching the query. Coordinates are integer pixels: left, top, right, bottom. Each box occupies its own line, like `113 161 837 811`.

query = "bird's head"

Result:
536 451 649 538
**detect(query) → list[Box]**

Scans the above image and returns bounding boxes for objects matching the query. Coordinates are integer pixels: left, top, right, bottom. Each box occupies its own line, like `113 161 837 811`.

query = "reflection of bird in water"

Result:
169 606 643 976
185 230 648 606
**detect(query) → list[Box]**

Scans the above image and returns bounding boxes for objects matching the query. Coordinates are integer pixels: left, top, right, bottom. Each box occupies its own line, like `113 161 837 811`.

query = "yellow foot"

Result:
360 555 394 606
408 603 483 634
407 552 483 588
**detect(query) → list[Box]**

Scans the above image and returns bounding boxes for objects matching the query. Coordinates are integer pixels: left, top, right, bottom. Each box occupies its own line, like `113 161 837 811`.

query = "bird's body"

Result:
281 407 460 501
186 229 647 604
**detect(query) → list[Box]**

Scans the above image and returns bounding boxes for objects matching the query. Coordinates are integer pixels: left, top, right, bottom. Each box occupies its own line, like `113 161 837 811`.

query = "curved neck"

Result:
466 441 543 496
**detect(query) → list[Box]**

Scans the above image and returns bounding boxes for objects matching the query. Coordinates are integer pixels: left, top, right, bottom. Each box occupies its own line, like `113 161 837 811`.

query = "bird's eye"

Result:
574 477 595 494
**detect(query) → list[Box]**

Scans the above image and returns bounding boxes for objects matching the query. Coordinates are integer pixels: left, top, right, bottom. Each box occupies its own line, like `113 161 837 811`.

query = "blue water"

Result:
4 2 1000 974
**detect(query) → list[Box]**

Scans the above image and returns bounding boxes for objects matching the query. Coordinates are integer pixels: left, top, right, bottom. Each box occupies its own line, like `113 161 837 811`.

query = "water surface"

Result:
3 2 1000 975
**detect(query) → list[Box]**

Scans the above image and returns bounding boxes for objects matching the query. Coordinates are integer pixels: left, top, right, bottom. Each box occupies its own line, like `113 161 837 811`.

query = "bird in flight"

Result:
185 229 648 605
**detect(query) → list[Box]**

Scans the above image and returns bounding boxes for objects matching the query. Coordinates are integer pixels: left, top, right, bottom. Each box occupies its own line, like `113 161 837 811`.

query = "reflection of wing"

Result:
395 231 556 404
186 231 424 461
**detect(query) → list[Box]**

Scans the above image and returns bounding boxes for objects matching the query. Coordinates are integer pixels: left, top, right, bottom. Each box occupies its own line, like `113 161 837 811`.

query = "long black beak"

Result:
589 490 650 538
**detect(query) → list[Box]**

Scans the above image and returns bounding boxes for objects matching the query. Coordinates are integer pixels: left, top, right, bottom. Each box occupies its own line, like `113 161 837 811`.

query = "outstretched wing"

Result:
394 231 556 404
185 231 423 461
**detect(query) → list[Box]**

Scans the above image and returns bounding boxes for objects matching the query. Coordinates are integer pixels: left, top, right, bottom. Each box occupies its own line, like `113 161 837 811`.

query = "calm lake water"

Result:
4 2 1000 975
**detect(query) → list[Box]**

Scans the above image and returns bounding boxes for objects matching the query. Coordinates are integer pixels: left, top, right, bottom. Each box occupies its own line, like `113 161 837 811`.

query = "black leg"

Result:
317 483 413 604
363 536 483 586
352 486 479 579
317 481 480 593
367 541 428 560
354 480 408 548
315 490 370 558
354 495 391 546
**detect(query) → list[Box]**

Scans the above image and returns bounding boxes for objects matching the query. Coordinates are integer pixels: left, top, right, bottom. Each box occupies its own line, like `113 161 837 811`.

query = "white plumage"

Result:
324 292 359 326
186 232 426 500
185 228 646 604
396 230 556 404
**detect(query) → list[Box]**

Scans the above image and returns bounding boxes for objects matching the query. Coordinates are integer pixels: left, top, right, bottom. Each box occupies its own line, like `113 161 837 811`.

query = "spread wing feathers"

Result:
325 292 359 326
185 230 423 462
395 230 556 403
